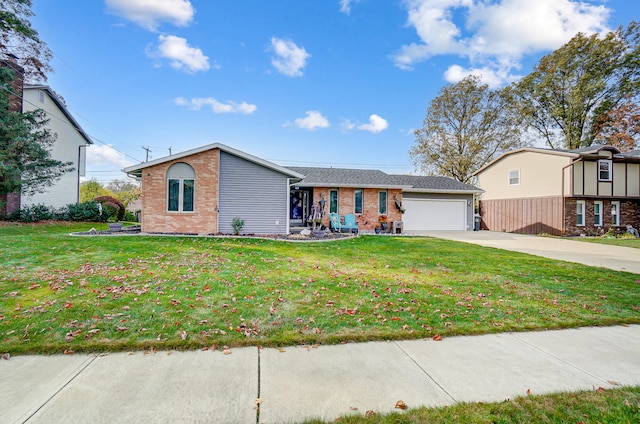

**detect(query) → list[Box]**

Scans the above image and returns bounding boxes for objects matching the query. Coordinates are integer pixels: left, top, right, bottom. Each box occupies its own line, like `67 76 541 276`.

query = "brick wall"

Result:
312 187 403 232
141 149 220 234
564 198 640 236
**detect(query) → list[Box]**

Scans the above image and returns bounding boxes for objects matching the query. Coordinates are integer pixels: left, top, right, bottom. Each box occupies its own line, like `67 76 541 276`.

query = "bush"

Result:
66 202 103 222
94 196 125 221
123 210 138 222
5 204 54 222
231 217 245 235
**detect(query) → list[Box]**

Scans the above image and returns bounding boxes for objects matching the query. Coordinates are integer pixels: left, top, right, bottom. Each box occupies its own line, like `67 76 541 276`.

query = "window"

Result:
378 190 388 215
329 190 338 214
611 201 620 226
594 201 602 226
598 160 612 181
354 189 363 214
167 163 195 212
508 169 520 186
576 201 585 226
38 91 45 103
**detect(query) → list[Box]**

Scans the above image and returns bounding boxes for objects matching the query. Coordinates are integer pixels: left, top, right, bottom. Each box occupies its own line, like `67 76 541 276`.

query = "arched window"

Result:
167 163 195 212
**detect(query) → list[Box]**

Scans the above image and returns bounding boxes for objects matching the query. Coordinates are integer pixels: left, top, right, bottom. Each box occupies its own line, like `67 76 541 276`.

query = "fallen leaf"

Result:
278 348 286 353
349 406 358 411
1 353 9 360
223 346 232 355
597 387 606 392
526 389 531 396
364 410 379 417
63 349 73 355
181 331 187 340
432 335 442 341
395 400 408 410
607 380 621 386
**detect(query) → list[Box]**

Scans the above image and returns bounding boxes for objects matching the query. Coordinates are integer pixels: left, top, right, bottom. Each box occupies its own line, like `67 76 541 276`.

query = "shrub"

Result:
5 204 54 222
94 196 125 221
123 210 138 222
231 217 245 235
66 202 103 222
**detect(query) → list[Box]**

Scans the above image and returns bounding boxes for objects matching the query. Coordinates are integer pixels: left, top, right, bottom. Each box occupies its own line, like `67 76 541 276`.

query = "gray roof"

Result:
289 166 482 193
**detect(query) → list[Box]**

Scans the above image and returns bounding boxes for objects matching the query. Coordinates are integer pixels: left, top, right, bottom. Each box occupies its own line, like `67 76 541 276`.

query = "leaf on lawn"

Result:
63 349 73 355
597 387 606 392
181 330 187 340
364 410 379 417
432 334 442 341
395 400 408 410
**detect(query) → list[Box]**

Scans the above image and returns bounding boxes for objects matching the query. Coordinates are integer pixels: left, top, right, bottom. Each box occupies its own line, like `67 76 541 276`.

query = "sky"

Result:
29 0 639 184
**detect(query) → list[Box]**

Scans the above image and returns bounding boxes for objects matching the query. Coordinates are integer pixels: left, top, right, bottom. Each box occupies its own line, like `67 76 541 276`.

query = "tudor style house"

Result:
123 143 482 235
473 145 640 236
1 59 92 215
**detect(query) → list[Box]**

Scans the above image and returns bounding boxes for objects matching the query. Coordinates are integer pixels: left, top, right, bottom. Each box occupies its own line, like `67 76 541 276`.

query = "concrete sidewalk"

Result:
2 325 639 423
413 231 640 274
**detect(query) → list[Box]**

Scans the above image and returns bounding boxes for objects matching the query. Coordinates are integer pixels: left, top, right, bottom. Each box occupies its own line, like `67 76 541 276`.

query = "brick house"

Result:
290 167 481 232
473 145 640 236
123 143 481 235
123 143 303 235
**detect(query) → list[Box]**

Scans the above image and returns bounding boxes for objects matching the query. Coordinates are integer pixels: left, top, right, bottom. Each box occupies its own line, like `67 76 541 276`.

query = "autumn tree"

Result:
592 98 640 151
411 75 526 184
0 0 52 82
510 22 640 150
80 179 111 203
106 179 140 207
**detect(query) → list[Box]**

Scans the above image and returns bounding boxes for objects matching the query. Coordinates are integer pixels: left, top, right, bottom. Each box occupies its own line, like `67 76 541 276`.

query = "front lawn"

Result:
1 222 639 354
572 236 640 249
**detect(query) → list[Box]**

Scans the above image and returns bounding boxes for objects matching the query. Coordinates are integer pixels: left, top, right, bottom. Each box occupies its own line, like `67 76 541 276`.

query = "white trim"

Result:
576 200 586 226
508 169 520 186
611 201 620 226
598 159 612 181
594 201 603 227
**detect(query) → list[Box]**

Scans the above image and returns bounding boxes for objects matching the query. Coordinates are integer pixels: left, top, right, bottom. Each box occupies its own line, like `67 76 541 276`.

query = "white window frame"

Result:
378 190 388 215
598 160 612 181
593 201 603 227
576 200 585 227
508 169 520 186
167 163 196 213
329 189 338 214
611 201 620 226
354 189 363 214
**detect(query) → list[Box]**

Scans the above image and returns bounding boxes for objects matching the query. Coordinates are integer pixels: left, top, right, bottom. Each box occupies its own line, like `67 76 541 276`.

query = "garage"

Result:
402 198 468 231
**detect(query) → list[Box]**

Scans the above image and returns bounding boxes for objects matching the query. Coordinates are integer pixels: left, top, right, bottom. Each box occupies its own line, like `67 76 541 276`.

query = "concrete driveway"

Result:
411 231 640 274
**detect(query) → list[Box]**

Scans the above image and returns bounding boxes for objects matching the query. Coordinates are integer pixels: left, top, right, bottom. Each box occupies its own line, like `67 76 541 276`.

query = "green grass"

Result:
1 222 639 355
571 236 640 249
305 387 640 423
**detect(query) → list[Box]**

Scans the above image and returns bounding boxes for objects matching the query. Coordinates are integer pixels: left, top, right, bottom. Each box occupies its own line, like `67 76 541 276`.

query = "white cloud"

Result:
105 0 194 31
358 114 388 133
444 64 517 88
175 97 257 114
339 0 360 14
393 0 610 84
154 35 209 73
293 111 330 130
270 37 311 77
340 118 357 131
86 144 134 168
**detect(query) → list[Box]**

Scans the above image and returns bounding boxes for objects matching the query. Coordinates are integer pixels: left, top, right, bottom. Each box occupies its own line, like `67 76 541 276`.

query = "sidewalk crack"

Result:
256 346 261 424
22 354 99 424
393 342 457 403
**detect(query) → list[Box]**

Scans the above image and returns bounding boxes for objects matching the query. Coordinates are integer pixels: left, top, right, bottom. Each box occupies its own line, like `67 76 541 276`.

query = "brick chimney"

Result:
0 54 24 216
1 54 25 113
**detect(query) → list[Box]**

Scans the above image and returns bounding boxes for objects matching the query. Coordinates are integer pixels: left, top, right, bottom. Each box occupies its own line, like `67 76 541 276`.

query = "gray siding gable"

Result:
218 151 290 234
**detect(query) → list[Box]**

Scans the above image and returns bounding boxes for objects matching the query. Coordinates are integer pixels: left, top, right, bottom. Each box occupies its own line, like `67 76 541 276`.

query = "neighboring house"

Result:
473 145 640 236
123 143 304 235
123 142 482 235
1 59 92 214
290 167 481 232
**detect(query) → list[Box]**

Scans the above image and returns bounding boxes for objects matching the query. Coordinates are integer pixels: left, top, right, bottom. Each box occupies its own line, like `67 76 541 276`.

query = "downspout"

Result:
561 158 581 235
286 178 291 235
77 145 88 203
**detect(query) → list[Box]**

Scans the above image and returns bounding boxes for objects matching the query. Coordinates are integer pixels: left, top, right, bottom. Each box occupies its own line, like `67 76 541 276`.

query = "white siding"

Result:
20 88 88 209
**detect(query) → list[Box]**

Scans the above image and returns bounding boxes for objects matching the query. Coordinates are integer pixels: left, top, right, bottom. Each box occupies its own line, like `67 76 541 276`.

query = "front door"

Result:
290 188 313 224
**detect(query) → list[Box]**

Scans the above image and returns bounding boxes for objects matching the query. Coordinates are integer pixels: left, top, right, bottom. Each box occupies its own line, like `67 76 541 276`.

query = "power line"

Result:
0 85 143 163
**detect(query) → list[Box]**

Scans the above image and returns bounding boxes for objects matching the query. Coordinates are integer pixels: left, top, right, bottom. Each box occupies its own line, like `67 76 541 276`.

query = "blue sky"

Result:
30 0 638 183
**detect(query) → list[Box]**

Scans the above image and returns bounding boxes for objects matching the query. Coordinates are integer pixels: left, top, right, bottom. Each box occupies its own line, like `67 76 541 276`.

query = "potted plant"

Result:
378 215 388 232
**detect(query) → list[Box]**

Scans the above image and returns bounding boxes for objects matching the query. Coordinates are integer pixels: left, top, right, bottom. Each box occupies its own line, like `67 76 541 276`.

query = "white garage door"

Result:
403 199 467 231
